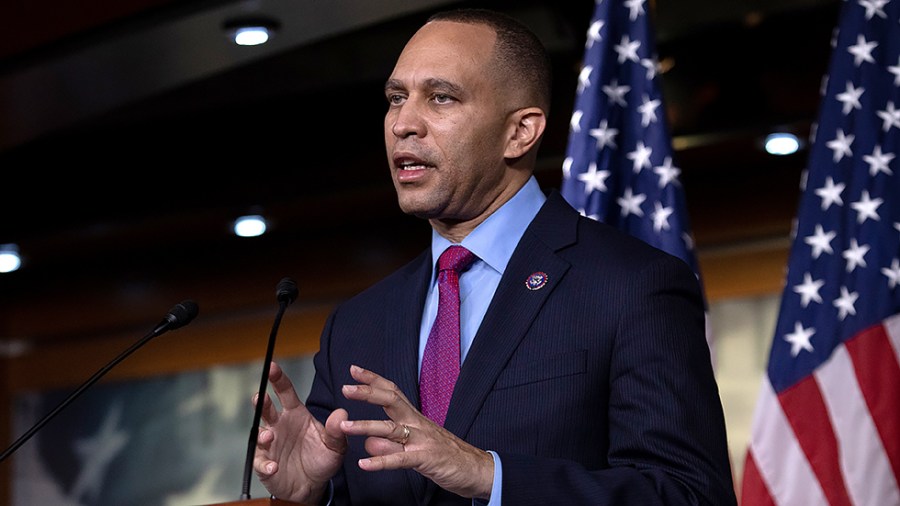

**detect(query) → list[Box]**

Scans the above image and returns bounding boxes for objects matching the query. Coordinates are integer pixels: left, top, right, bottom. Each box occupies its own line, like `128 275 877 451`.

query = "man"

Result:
253 8 736 506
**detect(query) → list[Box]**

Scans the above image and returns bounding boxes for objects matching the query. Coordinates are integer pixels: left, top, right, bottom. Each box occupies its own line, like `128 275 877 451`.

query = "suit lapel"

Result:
419 193 578 503
383 248 432 408
446 192 577 437
382 248 433 504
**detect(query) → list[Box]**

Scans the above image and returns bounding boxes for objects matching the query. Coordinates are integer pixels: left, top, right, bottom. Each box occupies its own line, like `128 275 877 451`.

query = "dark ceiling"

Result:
0 0 841 347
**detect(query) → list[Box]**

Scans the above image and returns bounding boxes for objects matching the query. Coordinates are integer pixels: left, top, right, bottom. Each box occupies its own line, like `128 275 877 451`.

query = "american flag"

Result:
560 1 707 341
741 1 900 505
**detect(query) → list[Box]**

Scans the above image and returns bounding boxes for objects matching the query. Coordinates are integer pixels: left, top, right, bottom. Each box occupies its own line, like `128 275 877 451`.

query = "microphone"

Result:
241 277 297 500
0 300 199 462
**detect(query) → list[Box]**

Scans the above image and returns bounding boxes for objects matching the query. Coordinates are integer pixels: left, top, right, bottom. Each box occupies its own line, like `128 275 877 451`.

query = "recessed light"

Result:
0 244 22 273
764 132 801 156
234 215 268 237
223 18 280 46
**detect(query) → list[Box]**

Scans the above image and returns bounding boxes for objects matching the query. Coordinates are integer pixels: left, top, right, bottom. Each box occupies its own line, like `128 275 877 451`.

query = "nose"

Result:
388 100 425 139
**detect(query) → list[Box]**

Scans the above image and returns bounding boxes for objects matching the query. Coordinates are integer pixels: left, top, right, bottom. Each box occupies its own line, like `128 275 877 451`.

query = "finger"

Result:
365 436 404 456
350 364 400 391
339 419 403 439
253 453 279 477
268 361 302 410
256 425 275 449
323 409 350 455
358 450 418 472
254 391 280 425
342 383 411 411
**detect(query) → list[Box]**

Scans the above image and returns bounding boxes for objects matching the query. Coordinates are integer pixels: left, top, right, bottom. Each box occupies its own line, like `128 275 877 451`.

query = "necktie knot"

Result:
437 245 476 274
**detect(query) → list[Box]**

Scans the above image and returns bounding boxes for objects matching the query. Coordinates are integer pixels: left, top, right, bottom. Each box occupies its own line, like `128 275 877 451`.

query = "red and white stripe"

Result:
741 313 900 506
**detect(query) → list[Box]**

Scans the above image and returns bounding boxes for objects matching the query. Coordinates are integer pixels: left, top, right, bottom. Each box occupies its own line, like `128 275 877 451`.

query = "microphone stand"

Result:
241 279 296 500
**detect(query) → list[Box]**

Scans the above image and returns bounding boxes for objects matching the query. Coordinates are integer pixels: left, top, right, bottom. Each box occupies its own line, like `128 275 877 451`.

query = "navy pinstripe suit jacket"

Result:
305 190 737 506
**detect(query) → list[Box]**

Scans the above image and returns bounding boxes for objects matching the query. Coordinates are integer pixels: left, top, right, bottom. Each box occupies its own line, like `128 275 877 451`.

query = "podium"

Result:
201 499 309 506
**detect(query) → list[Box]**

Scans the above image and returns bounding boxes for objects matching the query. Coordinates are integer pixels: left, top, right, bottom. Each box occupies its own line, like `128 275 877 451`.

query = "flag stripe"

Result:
887 313 900 378
740 452 777 506
817 342 899 506
748 379 827 505
779 375 853 506
846 320 900 484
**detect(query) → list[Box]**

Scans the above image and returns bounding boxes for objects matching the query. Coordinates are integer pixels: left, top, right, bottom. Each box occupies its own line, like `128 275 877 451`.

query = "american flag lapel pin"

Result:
525 271 548 291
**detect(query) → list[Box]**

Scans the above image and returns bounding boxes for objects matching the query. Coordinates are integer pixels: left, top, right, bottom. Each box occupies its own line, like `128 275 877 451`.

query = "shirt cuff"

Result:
473 451 502 506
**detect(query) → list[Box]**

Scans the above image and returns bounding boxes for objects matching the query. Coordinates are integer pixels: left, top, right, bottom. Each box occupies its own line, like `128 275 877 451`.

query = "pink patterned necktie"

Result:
420 245 477 427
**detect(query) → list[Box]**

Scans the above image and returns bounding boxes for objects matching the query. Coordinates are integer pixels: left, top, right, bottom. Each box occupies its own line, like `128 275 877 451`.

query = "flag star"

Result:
617 187 646 217
585 20 604 49
859 0 889 19
602 79 631 107
889 56 900 86
833 286 858 320
570 109 584 133
850 189 883 223
590 119 619 149
804 224 836 258
626 141 653 172
815 176 845 210
654 156 681 187
651 202 674 232
883 258 900 289
863 144 894 176
638 94 661 126
842 238 870 272
794 272 825 307
826 129 854 162
71 403 130 503
562 156 573 179
877 101 900 132
577 65 593 94
847 34 877 66
614 35 641 64
683 232 695 251
624 0 646 20
784 321 815 357
641 57 658 80
835 81 864 114
577 162 612 194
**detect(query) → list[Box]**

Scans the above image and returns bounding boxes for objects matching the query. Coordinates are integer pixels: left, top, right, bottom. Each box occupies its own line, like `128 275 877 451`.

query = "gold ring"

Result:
398 424 410 445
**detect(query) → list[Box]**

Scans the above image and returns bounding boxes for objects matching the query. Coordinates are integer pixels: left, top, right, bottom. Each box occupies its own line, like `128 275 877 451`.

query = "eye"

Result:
386 93 406 106
433 94 454 105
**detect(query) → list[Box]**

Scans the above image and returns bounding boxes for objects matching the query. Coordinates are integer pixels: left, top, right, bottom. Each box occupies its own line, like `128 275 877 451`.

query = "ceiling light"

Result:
764 132 801 156
224 18 280 46
0 244 22 273
234 215 268 237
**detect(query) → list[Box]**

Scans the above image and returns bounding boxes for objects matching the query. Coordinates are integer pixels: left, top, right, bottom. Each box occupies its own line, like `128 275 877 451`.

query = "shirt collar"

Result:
430 176 546 277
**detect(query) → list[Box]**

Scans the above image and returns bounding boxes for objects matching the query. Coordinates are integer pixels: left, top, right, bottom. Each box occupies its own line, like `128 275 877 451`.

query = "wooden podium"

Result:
200 499 309 506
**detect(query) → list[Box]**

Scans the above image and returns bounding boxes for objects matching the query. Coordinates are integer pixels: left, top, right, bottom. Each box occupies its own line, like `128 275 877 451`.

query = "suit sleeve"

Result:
497 254 737 506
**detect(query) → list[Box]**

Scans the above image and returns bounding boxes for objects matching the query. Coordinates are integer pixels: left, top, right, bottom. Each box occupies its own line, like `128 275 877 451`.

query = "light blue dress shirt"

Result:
418 176 546 505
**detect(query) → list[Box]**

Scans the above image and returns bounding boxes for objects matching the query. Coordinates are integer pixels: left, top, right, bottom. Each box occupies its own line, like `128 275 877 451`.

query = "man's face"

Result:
384 21 521 227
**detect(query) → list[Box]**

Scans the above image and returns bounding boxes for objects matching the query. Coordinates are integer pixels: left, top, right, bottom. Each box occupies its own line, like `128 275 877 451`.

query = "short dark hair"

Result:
427 8 552 113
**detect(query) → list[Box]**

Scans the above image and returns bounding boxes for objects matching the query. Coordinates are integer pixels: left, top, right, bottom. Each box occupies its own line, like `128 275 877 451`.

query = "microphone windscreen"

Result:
167 300 199 329
276 277 299 305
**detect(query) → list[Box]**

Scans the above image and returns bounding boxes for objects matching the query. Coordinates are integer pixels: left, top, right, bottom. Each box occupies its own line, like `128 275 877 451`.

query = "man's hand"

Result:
253 361 348 504
338 365 495 500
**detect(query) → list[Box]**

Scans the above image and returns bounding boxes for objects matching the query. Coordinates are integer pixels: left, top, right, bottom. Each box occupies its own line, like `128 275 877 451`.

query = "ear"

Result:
504 107 547 159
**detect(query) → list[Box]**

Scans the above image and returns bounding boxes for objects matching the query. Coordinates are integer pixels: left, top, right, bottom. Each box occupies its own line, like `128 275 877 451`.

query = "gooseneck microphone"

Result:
0 300 199 462
241 277 298 500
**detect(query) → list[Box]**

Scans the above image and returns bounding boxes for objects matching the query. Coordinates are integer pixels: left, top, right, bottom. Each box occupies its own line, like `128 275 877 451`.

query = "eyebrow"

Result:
384 78 465 96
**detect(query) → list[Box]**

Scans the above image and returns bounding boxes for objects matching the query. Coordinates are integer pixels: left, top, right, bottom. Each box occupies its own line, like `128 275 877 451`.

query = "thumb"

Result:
323 408 349 454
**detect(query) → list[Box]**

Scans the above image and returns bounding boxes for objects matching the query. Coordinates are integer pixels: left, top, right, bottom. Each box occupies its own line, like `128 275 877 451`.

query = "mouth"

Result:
393 153 435 183
393 154 434 171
